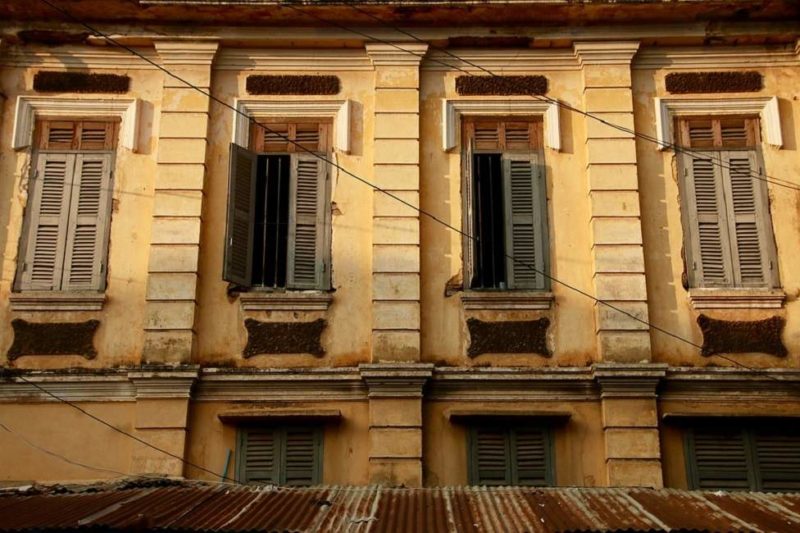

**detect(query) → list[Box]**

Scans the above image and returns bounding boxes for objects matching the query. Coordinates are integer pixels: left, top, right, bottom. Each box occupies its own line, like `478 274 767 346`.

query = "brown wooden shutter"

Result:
283 428 321 486
472 427 510 486
502 153 547 289
19 153 74 290
62 154 113 291
514 428 550 486
754 431 800 492
687 428 753 490
681 153 735 287
287 154 328 289
224 143 257 287
239 429 278 484
721 151 776 287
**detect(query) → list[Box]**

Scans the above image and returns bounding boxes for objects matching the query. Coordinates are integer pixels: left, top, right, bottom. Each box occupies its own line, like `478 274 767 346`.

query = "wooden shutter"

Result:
514 428 551 486
687 428 753 490
471 427 510 485
283 428 321 486
502 153 547 289
239 428 279 484
462 137 476 289
19 153 74 290
754 430 800 492
223 143 257 287
287 154 328 289
681 153 735 287
721 151 776 287
62 154 113 291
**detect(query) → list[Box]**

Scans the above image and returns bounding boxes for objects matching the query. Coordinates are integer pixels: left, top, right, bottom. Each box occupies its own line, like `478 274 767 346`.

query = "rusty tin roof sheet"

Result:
1 480 799 532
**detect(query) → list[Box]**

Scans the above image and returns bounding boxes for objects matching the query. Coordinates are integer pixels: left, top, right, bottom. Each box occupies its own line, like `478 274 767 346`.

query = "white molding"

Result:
239 291 332 311
688 288 785 310
0 374 135 403
442 98 561 152
634 44 800 70
461 291 553 311
232 98 351 153
129 370 198 399
12 96 141 152
365 43 429 67
0 46 160 70
573 41 640 65
153 40 219 66
8 292 105 312
656 96 783 150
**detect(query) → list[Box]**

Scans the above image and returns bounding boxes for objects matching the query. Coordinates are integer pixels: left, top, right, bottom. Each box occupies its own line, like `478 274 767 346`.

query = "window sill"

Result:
238 291 332 311
8 291 106 312
461 291 553 311
688 288 785 310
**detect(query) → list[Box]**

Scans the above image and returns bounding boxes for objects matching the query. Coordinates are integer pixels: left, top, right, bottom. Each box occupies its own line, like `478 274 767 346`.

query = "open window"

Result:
462 118 549 291
15 119 118 292
224 120 332 291
676 116 779 289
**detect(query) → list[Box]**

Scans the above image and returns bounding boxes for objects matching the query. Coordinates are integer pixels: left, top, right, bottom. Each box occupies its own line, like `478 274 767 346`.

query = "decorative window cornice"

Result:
688 288 785 310
365 42 429 67
442 98 561 151
656 96 783 149
239 291 332 311
461 291 553 311
12 95 141 152
232 98 351 153
8 291 105 312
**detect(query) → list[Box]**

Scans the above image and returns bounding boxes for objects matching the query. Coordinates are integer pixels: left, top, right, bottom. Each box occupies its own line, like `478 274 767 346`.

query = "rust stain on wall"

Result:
697 314 786 357
7 319 99 360
243 318 326 358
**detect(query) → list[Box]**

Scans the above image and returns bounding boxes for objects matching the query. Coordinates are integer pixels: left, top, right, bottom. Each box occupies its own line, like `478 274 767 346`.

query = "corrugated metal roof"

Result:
1 480 800 532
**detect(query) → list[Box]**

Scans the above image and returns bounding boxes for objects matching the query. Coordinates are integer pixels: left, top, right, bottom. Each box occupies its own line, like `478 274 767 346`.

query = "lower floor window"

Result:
685 423 800 491
468 424 554 486
237 425 322 486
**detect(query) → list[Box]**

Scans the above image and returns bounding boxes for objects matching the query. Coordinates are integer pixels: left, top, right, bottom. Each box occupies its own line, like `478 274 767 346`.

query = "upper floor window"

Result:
224 120 332 290
237 425 322 486
462 118 549 291
468 423 555 486
15 119 118 292
676 116 779 289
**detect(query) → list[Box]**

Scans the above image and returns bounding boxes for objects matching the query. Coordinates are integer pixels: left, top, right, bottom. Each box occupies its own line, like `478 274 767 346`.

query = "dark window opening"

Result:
472 153 506 289
252 155 290 288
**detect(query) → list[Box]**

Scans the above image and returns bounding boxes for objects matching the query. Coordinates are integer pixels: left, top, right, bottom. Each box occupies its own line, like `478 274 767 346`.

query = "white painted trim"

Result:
232 99 351 153
12 96 141 152
442 99 561 152
656 96 783 150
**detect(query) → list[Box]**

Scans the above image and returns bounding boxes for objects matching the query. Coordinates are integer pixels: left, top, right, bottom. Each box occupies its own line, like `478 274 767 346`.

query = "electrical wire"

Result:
24 0 800 475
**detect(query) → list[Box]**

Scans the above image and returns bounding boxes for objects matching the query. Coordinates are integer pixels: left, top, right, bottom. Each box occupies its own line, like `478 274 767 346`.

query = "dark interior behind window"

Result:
252 154 290 287
472 153 506 289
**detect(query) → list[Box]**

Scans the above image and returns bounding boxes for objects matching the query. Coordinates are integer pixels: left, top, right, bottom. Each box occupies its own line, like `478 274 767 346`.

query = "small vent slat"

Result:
516 429 548 486
720 118 749 148
48 126 74 148
475 123 501 150
756 433 800 492
39 160 68 216
689 123 715 148
67 225 97 286
693 430 751 490
31 226 60 285
475 428 508 486
504 123 530 149
77 160 103 217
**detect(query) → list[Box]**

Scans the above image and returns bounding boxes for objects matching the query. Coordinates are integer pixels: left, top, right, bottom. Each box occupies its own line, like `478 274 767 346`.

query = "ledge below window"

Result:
688 288 785 310
238 291 333 311
461 291 553 311
8 291 106 312
218 408 341 423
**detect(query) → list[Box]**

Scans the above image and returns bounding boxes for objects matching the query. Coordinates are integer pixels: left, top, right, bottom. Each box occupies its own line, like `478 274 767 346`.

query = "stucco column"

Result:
360 363 432 486
365 43 428 362
129 368 197 477
594 363 666 488
575 42 651 363
143 41 219 363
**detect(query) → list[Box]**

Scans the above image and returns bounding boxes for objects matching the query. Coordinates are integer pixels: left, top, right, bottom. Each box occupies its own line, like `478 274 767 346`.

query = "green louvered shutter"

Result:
283 428 321 486
502 153 547 289
224 143 257 287
754 430 800 492
19 153 74 290
687 428 753 490
514 428 551 486
287 154 328 289
471 427 510 485
239 428 279 484
62 154 113 291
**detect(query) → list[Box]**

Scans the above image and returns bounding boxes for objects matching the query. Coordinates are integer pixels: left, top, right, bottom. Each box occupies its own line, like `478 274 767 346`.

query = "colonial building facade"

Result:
1 0 799 490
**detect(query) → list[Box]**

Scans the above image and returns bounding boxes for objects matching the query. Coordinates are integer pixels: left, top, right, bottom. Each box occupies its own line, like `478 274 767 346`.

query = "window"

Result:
236 425 322 486
224 120 331 290
685 423 800 492
676 116 779 288
467 424 554 486
15 119 117 292
462 118 548 290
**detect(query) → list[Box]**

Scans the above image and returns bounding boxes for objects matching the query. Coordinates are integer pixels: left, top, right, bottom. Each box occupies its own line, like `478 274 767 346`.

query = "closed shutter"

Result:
687 428 753 490
62 154 113 291
287 154 328 289
472 427 510 485
681 153 735 287
223 143 257 287
514 428 551 486
754 431 800 492
502 153 547 289
19 154 74 291
239 429 278 484
283 428 321 486
721 151 776 287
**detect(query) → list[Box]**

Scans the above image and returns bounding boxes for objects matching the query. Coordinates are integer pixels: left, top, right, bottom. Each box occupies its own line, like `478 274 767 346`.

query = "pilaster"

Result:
128 368 198 477
575 41 651 363
143 41 218 363
366 43 428 362
594 363 666 488
360 363 433 486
